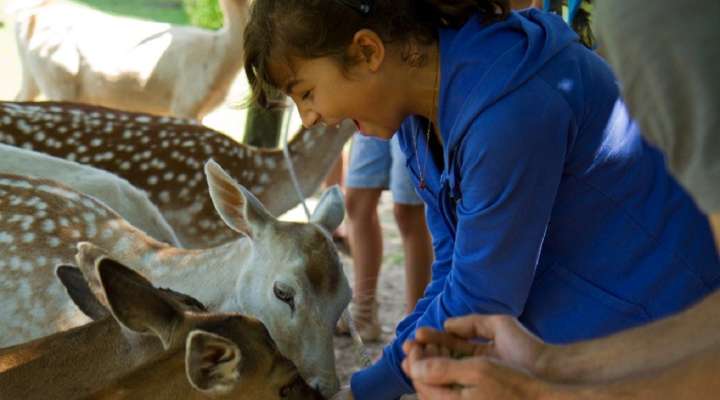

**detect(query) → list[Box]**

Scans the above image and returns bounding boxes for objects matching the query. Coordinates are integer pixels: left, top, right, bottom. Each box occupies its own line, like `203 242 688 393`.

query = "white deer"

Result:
12 0 248 119
0 143 180 246
0 258 323 400
0 160 350 397
0 101 355 248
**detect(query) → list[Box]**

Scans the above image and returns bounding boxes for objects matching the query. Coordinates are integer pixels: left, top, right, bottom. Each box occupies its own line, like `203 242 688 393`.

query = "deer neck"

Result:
266 123 356 215
131 239 252 311
87 350 190 400
0 318 162 400
220 0 248 40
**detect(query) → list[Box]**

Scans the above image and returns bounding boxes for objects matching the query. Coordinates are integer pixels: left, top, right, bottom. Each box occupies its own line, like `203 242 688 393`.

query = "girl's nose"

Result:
300 108 321 129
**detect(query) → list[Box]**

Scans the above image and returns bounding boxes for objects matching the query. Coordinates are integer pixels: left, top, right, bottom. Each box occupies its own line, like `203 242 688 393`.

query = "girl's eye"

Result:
301 90 312 101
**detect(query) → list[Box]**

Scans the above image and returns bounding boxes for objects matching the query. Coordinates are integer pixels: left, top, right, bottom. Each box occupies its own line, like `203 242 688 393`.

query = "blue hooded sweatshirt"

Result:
350 9 720 400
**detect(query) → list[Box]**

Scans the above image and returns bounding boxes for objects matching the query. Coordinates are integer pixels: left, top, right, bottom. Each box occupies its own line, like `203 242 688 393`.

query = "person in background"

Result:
403 1 720 398
337 132 434 341
241 1 720 398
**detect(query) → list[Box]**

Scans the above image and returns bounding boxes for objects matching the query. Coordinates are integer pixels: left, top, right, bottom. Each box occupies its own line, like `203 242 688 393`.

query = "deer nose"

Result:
309 375 340 398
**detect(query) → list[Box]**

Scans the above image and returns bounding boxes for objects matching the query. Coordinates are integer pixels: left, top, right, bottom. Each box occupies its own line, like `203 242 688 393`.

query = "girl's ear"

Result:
351 29 385 72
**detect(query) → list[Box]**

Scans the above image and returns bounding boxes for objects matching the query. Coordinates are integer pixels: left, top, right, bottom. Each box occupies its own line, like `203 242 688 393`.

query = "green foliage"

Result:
71 0 190 25
183 0 224 30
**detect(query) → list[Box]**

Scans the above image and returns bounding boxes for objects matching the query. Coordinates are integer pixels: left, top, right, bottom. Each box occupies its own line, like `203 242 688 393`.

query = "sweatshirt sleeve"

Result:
351 88 573 400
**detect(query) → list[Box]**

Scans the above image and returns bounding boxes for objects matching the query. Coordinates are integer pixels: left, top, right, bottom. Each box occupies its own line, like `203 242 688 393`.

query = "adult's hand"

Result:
408 315 553 375
403 341 552 400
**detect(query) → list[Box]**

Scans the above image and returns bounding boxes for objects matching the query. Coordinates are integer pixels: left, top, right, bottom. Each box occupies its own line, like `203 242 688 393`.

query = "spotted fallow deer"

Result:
0 143 180 246
12 0 249 120
0 258 323 400
0 101 355 248
0 160 350 397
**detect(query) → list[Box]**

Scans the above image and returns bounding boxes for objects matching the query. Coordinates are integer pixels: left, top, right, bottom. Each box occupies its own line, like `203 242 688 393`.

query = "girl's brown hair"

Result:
243 0 510 108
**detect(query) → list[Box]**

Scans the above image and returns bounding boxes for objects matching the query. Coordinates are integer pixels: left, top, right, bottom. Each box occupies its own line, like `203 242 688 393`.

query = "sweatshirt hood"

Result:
438 9 579 154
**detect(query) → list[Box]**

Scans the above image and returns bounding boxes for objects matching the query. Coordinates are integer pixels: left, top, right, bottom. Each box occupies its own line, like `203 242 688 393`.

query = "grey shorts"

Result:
345 133 423 205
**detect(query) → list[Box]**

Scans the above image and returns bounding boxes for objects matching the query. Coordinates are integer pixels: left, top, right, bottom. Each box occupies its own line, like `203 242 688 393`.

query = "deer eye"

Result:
273 282 295 313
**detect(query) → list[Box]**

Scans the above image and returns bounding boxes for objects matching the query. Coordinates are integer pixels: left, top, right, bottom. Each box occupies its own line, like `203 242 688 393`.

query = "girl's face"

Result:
269 50 407 140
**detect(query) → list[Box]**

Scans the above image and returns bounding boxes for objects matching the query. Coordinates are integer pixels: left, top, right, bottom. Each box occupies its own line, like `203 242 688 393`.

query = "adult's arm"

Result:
403 334 720 400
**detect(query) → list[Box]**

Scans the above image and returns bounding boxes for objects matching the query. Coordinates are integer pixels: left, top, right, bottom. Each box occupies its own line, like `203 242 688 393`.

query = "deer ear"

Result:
204 159 275 238
55 265 110 321
97 257 182 349
74 242 111 308
186 330 243 395
310 185 345 233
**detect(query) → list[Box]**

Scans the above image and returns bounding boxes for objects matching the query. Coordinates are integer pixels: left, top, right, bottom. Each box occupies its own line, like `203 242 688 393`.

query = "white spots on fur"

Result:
159 191 171 204
123 130 133 140
86 223 98 238
136 115 152 123
254 154 263 167
252 185 265 194
21 232 35 243
9 256 21 271
94 151 114 162
42 219 56 233
77 145 88 153
120 161 131 170
182 140 195 147
259 173 270 184
114 236 133 254
48 237 61 247
163 172 174 181
1 115 11 125
148 175 158 185
177 173 187 183
35 256 48 266
265 157 277 169
150 159 167 169
37 184 80 201
59 217 70 227
15 119 32 133
20 216 34 231
0 178 33 190
102 228 114 240
34 131 46 141
90 138 103 147
0 232 13 244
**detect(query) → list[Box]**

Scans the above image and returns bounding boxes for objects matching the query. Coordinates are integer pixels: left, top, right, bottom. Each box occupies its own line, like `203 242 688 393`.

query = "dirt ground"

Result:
1 0 413 390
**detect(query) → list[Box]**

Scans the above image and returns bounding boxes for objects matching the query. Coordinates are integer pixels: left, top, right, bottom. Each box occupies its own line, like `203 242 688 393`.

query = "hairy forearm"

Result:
537 289 720 383
543 344 720 400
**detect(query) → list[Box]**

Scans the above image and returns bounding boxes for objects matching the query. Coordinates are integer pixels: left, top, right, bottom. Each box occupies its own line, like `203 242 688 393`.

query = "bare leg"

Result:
393 203 434 314
323 153 348 243
345 187 383 303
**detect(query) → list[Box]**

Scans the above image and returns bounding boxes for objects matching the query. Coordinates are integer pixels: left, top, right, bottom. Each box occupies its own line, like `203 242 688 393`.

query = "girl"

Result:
243 1 720 399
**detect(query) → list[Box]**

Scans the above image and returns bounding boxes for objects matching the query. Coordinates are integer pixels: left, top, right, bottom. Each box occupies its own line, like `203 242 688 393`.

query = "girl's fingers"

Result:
415 327 479 357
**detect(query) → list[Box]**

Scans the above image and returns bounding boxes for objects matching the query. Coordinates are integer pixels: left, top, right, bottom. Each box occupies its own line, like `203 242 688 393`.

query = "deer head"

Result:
89 257 325 399
0 159 350 397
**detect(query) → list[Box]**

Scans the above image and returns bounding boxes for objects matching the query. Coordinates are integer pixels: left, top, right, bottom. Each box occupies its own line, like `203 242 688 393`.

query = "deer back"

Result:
0 101 355 248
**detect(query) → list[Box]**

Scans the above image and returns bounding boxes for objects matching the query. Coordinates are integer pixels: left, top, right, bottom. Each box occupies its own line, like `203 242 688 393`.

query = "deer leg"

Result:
15 70 40 101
